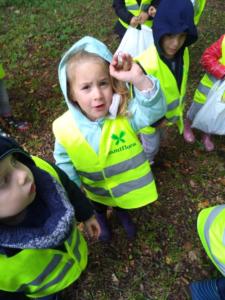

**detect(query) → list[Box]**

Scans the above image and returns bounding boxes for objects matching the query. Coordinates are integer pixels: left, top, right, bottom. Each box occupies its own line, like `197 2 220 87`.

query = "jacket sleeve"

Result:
200 35 225 80
112 0 134 24
50 162 94 222
54 141 81 187
128 75 167 131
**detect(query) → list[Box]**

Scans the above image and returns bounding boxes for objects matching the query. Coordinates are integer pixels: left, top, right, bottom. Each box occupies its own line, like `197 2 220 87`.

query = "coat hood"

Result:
153 0 198 53
0 136 34 166
58 36 113 115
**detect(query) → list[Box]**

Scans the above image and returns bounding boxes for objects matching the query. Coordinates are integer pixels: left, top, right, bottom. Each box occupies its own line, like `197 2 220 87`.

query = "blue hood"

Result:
153 0 198 53
58 36 113 117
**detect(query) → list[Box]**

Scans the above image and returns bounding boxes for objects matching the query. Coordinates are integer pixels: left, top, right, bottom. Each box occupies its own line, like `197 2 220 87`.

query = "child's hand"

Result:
84 215 101 239
110 53 153 91
138 11 149 24
130 16 140 27
148 5 157 18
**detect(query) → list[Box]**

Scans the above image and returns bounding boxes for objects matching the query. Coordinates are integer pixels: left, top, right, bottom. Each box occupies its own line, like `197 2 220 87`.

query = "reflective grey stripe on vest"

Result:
35 260 74 294
167 116 179 123
126 4 139 9
167 99 179 111
73 230 81 262
127 4 149 12
204 205 225 275
197 83 210 96
208 74 218 83
105 151 146 177
83 183 111 197
78 151 146 181
140 4 149 10
84 170 154 198
67 230 81 263
197 74 217 96
78 170 104 181
16 255 63 291
112 171 154 197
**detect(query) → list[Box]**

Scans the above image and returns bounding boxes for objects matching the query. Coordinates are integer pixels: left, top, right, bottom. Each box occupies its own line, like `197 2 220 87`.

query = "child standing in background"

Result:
112 0 160 40
0 64 29 136
184 34 225 151
134 0 198 163
0 136 100 300
53 36 166 241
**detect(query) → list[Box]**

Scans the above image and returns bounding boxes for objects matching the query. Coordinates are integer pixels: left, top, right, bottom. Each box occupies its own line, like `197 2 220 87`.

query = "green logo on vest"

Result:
111 131 126 145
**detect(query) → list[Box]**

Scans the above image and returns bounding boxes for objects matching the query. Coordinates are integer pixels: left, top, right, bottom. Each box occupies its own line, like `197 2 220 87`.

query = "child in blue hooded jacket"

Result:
53 36 166 241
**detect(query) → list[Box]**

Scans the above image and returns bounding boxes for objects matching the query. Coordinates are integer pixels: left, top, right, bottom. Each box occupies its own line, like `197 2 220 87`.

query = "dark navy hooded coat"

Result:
152 0 198 89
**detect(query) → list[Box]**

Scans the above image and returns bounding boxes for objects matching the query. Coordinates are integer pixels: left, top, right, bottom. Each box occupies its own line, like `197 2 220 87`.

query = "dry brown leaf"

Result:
111 273 119 285
183 242 193 251
197 200 210 210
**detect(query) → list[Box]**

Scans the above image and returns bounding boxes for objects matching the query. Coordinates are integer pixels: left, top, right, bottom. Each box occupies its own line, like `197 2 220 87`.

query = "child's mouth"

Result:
94 104 105 110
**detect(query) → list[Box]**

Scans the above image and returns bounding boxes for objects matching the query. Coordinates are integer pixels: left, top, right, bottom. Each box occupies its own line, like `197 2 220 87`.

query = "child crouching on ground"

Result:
0 136 100 300
53 36 166 241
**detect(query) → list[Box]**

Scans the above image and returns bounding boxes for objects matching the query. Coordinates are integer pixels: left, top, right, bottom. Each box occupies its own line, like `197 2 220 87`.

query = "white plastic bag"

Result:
192 80 225 135
115 25 154 58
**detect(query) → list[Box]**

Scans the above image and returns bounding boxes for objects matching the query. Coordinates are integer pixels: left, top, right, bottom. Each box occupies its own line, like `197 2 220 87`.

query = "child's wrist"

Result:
132 76 153 91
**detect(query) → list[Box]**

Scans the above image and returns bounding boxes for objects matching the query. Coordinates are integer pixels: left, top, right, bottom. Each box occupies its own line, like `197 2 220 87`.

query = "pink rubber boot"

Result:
183 119 195 143
202 134 215 152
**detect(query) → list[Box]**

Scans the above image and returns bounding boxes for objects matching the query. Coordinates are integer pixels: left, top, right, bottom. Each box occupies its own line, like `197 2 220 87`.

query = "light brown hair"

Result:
66 50 130 116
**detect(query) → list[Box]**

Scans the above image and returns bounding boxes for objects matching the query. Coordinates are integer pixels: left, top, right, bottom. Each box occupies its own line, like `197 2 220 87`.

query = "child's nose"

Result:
93 87 102 99
16 170 28 186
172 38 179 47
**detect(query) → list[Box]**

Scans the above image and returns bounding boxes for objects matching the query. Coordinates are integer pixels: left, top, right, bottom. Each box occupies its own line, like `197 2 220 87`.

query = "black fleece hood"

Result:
0 136 34 166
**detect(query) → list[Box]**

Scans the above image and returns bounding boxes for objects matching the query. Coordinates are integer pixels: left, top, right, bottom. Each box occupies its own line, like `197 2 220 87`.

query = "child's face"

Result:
0 155 36 219
161 33 187 59
69 60 113 121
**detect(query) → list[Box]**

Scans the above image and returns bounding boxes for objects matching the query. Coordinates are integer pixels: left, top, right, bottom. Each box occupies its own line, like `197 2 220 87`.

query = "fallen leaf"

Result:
188 250 198 262
111 273 119 285
197 200 209 210
183 242 193 251
190 180 197 188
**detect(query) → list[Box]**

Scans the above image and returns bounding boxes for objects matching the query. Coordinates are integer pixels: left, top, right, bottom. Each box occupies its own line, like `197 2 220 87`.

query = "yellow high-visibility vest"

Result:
135 45 189 133
0 64 5 79
53 111 158 209
0 156 87 298
197 204 225 276
119 0 153 29
192 0 206 25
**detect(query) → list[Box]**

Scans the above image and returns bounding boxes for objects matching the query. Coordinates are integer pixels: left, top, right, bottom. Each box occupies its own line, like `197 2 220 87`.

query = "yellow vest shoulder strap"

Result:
31 156 61 184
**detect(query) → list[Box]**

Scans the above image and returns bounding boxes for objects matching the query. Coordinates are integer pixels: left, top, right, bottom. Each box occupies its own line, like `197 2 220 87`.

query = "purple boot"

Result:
202 133 215 152
183 119 195 143
116 210 137 239
94 211 111 242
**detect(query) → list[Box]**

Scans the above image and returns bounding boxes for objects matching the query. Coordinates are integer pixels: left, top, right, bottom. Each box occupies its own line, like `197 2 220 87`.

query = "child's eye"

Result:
11 157 19 167
100 81 108 86
82 85 90 90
